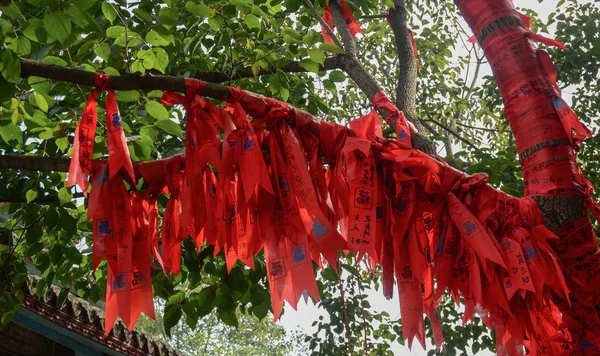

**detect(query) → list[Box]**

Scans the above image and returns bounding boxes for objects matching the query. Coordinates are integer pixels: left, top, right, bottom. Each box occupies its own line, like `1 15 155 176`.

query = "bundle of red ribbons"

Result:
66 69 596 354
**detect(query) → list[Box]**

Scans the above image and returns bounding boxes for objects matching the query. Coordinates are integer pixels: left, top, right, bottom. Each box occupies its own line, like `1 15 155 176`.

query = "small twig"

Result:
456 122 500 133
303 0 345 49
422 118 479 150
362 14 387 19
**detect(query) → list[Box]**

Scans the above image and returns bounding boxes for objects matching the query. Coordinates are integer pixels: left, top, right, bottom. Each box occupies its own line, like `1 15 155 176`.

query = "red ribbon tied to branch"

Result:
67 73 135 195
321 1 363 44
371 90 413 147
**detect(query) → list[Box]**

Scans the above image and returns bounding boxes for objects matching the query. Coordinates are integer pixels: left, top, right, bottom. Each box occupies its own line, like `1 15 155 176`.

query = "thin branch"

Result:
422 118 479 150
362 14 387 19
456 122 499 133
303 0 344 49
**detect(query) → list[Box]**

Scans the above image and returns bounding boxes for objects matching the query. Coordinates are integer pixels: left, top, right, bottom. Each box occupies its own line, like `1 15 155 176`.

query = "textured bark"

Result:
21 57 342 85
458 0 600 352
328 1 436 154
388 0 419 123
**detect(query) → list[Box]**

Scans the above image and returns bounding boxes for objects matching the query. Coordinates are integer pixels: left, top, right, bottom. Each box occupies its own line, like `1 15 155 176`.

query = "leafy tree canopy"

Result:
0 0 599 354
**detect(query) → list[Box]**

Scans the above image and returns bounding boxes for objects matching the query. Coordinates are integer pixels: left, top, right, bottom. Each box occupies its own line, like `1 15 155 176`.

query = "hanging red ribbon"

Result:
68 73 135 194
321 1 363 44
67 74 109 195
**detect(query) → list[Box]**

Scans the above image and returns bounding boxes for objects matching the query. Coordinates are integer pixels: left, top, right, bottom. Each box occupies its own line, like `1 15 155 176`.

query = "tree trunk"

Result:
457 0 600 353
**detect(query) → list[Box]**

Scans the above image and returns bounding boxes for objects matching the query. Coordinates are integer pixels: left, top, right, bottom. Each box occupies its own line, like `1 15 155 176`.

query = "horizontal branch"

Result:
1 192 85 204
0 155 70 172
11 58 439 175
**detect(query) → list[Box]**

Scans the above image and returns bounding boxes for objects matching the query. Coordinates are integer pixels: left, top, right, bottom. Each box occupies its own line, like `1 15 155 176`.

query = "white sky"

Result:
279 1 563 355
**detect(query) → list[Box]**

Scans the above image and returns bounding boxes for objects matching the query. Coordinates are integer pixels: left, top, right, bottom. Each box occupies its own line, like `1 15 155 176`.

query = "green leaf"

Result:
244 14 261 29
323 79 336 94
0 49 21 84
133 9 154 23
155 120 182 136
55 137 69 152
6 36 32 56
319 42 344 54
66 5 94 29
106 26 126 38
218 308 239 327
185 1 213 18
152 48 169 73
308 49 325 65
299 58 320 74
0 122 23 148
30 93 49 112
146 30 170 47
28 77 51 96
56 287 70 310
145 101 169 120
58 187 72 206
72 0 96 11
329 70 346 82
303 33 319 47
115 91 140 102
158 7 179 26
26 189 38 203
254 302 269 320
25 225 43 245
101 2 118 24
138 49 156 69
163 304 183 337
94 43 111 61
131 61 145 73
23 19 48 43
167 291 186 306
114 32 143 47
43 14 72 43
41 56 67 67
230 0 252 13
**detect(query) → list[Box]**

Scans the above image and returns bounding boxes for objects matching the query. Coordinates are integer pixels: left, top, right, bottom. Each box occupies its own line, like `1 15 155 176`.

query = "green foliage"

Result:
136 299 306 355
0 0 598 354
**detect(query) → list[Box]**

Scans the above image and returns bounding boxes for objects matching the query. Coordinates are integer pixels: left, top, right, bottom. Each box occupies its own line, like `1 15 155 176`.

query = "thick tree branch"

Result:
387 0 419 124
327 1 435 154
0 155 70 172
1 192 85 204
21 58 341 87
303 0 344 49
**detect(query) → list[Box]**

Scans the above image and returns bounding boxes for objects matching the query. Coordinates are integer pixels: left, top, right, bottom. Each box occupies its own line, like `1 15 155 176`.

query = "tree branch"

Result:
0 155 70 172
1 192 85 204
21 57 341 87
303 0 344 49
328 1 435 154
387 0 419 124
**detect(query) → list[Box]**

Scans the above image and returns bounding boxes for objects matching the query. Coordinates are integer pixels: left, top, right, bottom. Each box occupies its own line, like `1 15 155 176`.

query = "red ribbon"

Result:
68 73 135 194
321 1 363 44
371 91 413 148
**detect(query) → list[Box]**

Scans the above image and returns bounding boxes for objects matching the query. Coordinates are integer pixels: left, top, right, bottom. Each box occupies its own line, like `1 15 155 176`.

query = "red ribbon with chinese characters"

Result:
68 73 135 194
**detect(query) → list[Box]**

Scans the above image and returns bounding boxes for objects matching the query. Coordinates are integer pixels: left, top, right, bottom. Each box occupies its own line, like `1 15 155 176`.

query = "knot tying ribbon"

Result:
67 73 134 195
371 91 413 148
